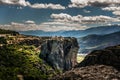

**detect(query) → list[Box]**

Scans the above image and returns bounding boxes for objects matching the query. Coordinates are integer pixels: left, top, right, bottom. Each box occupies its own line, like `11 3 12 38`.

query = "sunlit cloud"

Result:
30 3 65 9
51 13 120 24
0 0 66 9
69 0 120 8
0 21 88 31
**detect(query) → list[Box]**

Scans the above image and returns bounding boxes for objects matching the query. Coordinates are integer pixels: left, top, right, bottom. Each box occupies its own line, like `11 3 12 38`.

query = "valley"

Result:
0 29 120 80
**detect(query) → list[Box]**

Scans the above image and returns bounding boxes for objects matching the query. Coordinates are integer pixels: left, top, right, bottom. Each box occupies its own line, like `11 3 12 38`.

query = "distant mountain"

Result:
19 25 120 38
78 31 120 54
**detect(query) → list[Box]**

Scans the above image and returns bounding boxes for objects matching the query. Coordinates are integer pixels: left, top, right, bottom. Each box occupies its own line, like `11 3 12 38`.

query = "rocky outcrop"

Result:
52 65 120 80
51 45 120 80
40 37 79 71
77 45 120 70
1 31 79 71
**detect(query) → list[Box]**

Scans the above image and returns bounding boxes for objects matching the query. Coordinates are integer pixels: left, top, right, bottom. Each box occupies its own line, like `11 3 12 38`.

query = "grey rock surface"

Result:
40 37 79 71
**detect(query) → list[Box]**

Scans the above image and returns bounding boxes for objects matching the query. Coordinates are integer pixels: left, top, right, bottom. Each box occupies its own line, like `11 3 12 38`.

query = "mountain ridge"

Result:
78 31 120 54
19 25 120 38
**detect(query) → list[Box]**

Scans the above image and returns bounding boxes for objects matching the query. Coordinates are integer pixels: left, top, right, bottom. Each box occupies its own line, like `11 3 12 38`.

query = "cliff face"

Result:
40 37 79 71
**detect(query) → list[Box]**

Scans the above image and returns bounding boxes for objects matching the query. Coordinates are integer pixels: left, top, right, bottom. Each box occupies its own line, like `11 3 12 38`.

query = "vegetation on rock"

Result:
0 29 19 35
0 37 7 44
0 44 55 80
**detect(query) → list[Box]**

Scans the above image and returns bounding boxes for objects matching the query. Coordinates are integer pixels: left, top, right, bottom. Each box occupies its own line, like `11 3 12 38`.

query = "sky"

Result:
0 0 120 31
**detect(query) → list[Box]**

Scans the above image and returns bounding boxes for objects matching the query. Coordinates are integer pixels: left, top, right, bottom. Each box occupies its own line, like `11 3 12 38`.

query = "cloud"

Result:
0 0 31 6
113 11 120 16
30 3 65 9
51 13 120 24
102 6 120 11
51 13 73 22
69 0 88 8
69 0 120 8
83 9 91 13
1 12 119 32
102 6 120 16
0 0 66 9
25 20 35 24
0 21 88 31
69 0 120 17
11 22 24 26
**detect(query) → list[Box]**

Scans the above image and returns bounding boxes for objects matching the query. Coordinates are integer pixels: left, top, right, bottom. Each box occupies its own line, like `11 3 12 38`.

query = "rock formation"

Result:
40 37 79 71
52 65 120 80
0 29 79 71
51 45 120 80
0 29 80 79
77 45 120 70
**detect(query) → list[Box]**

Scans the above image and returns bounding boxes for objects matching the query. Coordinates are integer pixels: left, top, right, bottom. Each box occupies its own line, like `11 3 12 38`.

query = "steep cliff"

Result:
40 37 79 71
